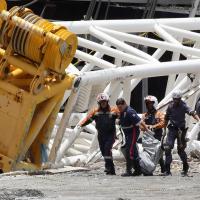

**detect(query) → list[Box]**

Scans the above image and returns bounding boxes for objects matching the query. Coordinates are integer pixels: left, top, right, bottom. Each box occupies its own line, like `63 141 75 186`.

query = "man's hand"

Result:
147 125 155 131
76 124 82 130
140 121 149 132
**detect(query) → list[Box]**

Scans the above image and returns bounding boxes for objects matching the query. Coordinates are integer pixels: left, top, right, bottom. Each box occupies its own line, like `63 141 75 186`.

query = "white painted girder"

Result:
51 18 200 166
77 59 200 86
55 18 200 34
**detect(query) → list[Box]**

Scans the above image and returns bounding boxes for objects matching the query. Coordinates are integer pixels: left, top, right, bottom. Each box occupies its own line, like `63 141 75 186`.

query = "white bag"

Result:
139 131 162 175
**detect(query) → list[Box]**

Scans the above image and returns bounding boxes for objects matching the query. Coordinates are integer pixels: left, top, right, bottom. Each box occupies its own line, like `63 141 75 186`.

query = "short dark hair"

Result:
116 98 126 105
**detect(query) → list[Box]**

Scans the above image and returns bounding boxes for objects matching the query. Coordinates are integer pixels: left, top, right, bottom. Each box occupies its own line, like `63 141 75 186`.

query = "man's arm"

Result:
128 109 149 132
79 109 96 127
152 111 165 130
140 113 148 131
111 106 120 120
164 106 170 128
140 120 149 132
190 111 200 122
196 101 200 118
185 104 200 122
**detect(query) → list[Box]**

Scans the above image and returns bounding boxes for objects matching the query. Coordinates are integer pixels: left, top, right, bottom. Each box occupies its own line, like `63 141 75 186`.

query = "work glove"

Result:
74 124 82 133
77 124 82 130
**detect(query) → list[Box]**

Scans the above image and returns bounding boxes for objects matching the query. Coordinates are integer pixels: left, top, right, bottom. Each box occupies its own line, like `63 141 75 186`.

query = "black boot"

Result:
105 159 116 175
159 158 166 174
181 162 189 176
121 170 132 177
106 169 116 175
163 164 172 176
104 159 109 173
121 159 133 177
132 160 142 176
106 164 116 175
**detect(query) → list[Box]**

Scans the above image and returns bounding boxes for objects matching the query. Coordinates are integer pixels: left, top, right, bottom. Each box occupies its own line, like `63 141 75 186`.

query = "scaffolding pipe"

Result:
95 26 200 58
122 79 132 104
189 0 200 17
77 59 200 86
48 88 80 163
152 49 166 59
75 50 116 69
81 42 109 72
56 18 200 34
154 24 181 44
55 125 83 163
158 76 191 107
78 37 149 64
188 123 200 140
165 37 183 96
89 26 159 62
104 81 120 96
160 24 200 42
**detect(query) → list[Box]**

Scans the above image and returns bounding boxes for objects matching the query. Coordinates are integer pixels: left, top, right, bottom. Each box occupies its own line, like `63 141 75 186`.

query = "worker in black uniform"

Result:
79 93 119 175
164 89 200 176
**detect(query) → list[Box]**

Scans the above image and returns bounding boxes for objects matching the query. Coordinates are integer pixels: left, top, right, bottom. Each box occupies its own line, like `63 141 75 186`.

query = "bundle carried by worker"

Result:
139 131 162 175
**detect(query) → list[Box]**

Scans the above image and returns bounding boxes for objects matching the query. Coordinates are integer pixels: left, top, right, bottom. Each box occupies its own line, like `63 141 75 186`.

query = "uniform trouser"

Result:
154 133 165 172
98 134 115 173
123 128 140 172
165 127 187 169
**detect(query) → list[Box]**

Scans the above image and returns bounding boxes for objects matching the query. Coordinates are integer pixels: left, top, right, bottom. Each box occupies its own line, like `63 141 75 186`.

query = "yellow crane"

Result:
0 0 77 172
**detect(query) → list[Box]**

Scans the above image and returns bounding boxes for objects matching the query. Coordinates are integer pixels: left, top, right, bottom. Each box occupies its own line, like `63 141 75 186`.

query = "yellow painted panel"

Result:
0 0 6 12
0 111 17 156
0 89 21 118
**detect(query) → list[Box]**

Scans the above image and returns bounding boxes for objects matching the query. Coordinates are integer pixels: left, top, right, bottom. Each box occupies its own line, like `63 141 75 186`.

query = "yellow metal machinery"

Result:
0 0 77 172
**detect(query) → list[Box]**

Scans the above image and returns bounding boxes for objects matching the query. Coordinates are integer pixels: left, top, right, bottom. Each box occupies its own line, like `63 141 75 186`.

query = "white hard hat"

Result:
172 89 182 99
144 95 158 109
96 93 109 103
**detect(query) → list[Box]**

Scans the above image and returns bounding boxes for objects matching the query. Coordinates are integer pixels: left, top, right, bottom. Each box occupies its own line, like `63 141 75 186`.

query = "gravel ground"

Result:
0 158 200 200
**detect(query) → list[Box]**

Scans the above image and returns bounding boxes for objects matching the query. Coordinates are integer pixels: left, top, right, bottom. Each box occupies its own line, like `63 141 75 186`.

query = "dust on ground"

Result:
1 157 200 200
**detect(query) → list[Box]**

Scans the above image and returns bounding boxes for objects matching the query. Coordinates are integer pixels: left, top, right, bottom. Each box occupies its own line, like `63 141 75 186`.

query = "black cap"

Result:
116 98 126 105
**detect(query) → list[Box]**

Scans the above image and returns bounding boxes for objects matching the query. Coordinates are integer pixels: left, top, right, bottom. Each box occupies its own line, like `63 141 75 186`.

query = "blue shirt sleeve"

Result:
127 108 141 126
196 101 200 116
184 102 192 115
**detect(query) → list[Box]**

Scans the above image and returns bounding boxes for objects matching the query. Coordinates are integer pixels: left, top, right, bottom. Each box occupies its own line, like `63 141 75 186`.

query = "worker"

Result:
195 98 200 140
142 95 165 174
116 97 149 176
164 89 200 176
79 93 119 175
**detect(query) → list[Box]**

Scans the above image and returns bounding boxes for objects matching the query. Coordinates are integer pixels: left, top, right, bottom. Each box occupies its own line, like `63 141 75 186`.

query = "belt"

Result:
121 125 134 129
168 124 185 130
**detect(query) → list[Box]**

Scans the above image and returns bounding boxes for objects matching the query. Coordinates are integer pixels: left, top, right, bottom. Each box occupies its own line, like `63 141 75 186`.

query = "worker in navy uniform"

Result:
116 98 149 176
195 98 200 140
79 93 119 175
164 89 200 176
142 95 166 174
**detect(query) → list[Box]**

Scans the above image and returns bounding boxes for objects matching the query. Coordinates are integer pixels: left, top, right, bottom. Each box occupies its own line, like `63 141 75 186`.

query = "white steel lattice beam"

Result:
50 18 200 166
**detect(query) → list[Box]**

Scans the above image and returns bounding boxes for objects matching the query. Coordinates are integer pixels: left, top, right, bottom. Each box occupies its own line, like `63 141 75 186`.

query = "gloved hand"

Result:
76 124 82 130
73 124 83 134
